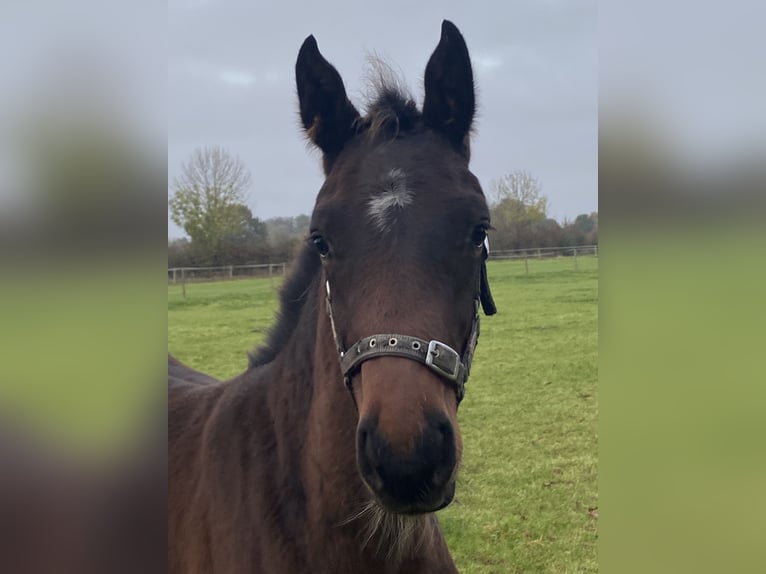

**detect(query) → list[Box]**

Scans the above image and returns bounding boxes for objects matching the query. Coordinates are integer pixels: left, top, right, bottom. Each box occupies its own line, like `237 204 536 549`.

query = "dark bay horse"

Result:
169 20 496 573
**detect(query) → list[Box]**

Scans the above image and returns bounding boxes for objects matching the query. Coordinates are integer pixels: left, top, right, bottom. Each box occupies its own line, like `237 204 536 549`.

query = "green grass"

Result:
168 256 598 573
0 265 165 455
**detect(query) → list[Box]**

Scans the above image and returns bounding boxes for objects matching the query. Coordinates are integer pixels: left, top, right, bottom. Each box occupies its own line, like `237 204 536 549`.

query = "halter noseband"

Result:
324 241 496 404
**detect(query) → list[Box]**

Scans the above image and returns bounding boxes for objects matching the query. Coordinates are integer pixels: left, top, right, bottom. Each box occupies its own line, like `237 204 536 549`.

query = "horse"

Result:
168 20 497 573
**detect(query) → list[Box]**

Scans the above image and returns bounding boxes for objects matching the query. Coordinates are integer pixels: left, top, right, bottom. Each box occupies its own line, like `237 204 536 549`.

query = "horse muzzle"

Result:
356 411 457 514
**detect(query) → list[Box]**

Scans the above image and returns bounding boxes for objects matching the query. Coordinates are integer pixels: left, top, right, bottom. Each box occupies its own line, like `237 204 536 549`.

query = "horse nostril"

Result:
357 418 384 491
359 428 374 462
425 415 456 486
438 422 452 447
432 422 449 448
358 425 371 460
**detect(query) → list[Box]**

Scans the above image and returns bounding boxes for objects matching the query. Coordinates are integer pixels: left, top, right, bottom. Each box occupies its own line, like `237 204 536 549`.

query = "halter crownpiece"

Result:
324 244 495 404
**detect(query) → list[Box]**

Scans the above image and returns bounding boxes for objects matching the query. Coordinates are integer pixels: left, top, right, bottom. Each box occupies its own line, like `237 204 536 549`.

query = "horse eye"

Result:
470 225 487 247
312 235 330 258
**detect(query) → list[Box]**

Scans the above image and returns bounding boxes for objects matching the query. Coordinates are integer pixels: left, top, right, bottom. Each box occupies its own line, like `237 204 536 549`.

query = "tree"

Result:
489 171 548 250
491 171 547 220
264 216 309 262
530 218 563 248
169 146 252 264
574 213 594 234
558 212 598 247
219 205 270 264
168 238 197 267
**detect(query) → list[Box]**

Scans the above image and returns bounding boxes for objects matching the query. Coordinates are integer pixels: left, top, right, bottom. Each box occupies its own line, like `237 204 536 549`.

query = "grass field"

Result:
0 267 164 454
168 256 598 573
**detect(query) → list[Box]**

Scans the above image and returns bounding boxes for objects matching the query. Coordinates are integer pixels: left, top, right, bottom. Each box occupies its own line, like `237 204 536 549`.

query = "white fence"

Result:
168 245 598 283
488 244 598 261
168 262 286 284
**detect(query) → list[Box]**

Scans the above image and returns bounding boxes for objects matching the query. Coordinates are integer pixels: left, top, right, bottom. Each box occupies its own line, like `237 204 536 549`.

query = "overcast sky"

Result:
168 0 598 238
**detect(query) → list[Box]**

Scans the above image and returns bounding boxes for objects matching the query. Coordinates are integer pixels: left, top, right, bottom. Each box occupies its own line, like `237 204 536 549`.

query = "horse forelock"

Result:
355 57 421 142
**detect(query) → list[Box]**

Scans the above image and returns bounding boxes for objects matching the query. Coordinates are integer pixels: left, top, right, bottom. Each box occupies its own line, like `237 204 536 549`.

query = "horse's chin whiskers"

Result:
338 498 378 526
340 498 434 564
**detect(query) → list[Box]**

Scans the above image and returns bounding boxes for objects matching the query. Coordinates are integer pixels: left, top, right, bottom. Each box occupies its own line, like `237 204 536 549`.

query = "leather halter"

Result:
324 240 496 404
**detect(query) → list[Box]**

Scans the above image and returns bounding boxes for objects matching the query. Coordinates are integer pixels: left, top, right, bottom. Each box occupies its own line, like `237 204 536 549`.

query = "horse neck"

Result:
264 273 361 494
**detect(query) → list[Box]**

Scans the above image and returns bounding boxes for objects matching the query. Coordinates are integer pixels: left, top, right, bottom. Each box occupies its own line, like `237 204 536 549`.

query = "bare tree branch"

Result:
169 146 252 262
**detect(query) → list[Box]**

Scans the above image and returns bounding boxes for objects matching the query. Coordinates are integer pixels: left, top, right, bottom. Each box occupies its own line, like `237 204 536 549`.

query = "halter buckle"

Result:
425 340 461 382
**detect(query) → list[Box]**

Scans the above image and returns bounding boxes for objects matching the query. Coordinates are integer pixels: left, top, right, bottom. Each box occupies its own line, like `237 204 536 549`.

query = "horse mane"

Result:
247 243 321 368
356 58 422 141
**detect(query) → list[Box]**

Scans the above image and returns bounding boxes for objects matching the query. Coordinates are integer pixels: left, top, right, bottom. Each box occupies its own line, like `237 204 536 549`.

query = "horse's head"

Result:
297 21 494 515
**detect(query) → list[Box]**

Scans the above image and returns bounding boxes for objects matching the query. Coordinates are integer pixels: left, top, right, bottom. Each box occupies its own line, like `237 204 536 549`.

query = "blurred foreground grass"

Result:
0 264 165 456
600 225 766 573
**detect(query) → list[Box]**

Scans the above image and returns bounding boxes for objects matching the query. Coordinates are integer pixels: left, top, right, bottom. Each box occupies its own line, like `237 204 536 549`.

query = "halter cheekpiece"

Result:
324 240 496 404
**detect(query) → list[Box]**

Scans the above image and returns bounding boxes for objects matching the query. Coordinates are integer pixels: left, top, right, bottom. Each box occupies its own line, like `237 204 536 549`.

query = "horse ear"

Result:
295 35 360 169
422 20 476 158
